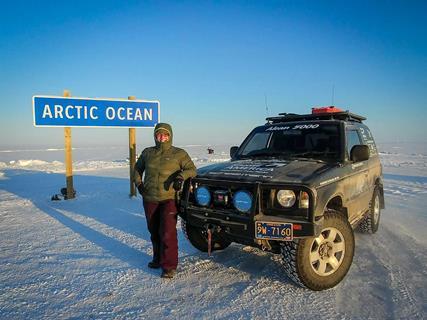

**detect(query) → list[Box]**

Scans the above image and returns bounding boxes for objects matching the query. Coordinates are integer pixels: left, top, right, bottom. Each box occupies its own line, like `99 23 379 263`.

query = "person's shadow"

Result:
0 169 154 270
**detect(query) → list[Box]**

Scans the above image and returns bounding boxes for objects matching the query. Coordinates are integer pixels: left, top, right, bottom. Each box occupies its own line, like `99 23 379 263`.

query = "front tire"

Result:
181 219 231 252
358 187 381 234
280 210 355 290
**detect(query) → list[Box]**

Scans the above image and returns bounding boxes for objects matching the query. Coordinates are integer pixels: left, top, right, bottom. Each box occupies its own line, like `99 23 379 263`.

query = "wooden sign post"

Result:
128 96 137 197
63 90 75 199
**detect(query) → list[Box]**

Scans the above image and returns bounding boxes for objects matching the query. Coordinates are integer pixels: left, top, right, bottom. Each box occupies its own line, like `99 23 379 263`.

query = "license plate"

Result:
255 221 293 241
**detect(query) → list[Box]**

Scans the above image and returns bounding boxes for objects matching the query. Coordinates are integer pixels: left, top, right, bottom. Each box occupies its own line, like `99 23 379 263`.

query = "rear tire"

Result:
181 219 231 252
358 187 381 234
280 210 355 290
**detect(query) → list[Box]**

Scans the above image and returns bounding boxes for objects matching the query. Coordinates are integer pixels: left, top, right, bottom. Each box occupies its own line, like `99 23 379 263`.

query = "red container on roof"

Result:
312 106 343 114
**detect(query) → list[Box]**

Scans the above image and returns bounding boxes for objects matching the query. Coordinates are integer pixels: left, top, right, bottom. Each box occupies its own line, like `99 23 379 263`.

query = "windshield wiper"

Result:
292 151 337 157
289 151 338 163
240 150 288 159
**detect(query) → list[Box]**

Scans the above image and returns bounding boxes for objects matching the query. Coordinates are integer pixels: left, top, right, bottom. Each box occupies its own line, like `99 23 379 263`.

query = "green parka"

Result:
134 123 197 202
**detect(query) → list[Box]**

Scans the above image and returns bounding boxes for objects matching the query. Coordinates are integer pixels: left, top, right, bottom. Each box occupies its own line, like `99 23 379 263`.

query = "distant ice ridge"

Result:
15 159 62 167
0 148 74 153
177 144 204 147
379 152 427 177
1 159 129 172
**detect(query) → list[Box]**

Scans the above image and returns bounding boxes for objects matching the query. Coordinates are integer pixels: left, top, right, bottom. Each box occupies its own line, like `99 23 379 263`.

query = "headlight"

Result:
277 190 296 207
195 186 211 206
233 190 253 213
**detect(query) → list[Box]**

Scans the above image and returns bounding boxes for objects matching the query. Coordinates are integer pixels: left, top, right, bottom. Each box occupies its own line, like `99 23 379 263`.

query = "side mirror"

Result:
230 146 239 158
350 145 370 162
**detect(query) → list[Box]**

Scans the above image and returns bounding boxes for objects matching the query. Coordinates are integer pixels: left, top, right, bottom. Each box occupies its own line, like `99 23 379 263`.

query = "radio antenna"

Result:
264 93 269 117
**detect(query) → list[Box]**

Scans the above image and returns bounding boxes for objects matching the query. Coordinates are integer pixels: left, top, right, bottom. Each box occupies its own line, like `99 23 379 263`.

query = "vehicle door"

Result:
343 125 371 223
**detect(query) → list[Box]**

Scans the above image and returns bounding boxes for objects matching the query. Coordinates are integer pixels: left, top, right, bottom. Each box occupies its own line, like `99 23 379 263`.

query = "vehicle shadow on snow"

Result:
178 240 297 287
0 169 159 272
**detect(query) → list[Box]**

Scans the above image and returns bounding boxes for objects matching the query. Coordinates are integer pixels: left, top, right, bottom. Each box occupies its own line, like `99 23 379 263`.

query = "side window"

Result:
359 127 378 156
346 130 362 158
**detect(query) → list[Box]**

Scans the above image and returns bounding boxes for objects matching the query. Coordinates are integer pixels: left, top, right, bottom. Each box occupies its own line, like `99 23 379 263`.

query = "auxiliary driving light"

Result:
195 186 211 206
233 191 253 213
277 190 296 207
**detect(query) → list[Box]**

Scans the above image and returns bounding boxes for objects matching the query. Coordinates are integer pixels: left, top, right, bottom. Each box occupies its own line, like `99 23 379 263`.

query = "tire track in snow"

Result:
351 220 426 319
179 244 346 319
371 224 426 319
384 178 427 198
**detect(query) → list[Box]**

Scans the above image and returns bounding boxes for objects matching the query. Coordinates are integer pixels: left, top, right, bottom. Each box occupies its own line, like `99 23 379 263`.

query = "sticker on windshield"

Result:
266 124 319 131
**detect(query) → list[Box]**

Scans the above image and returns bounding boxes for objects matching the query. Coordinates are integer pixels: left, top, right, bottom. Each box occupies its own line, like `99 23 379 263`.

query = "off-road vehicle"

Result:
179 106 384 290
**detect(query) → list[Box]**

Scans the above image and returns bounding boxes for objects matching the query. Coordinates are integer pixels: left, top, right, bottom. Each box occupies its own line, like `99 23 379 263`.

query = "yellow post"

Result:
128 96 137 197
63 90 75 199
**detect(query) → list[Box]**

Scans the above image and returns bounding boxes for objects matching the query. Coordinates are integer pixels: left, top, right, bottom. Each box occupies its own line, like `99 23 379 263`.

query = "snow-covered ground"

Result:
0 143 426 319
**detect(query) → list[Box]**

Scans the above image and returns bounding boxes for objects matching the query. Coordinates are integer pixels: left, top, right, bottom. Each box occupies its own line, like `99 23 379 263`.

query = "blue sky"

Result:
0 0 426 148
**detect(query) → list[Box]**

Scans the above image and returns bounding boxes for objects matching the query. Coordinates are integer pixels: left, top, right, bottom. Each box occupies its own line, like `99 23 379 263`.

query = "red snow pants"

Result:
143 199 178 271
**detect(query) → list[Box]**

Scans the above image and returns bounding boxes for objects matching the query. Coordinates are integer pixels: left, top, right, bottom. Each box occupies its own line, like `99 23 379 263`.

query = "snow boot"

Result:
161 269 176 279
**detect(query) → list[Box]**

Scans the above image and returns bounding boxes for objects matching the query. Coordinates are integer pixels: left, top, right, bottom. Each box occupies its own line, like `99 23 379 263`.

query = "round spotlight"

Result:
195 186 211 206
233 191 253 213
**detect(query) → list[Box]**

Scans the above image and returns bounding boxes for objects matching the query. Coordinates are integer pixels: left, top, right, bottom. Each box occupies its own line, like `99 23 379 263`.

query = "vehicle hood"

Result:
196 159 336 185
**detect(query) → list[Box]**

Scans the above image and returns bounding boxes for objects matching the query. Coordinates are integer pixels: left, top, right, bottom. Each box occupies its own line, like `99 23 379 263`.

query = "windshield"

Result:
238 123 342 161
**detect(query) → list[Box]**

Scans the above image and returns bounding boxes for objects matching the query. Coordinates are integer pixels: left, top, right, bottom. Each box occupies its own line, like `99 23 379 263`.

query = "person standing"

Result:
134 123 196 278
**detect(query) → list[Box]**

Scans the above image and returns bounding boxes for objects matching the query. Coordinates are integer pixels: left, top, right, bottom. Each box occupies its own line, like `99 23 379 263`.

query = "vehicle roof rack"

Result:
266 111 366 124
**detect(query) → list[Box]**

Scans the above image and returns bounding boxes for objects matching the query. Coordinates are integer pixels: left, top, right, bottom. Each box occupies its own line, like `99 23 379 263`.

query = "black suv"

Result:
180 107 384 290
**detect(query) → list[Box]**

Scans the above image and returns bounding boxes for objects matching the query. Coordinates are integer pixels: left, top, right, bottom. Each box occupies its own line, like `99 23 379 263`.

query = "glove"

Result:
137 183 144 195
173 178 184 191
